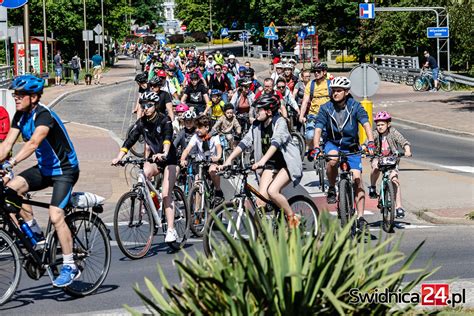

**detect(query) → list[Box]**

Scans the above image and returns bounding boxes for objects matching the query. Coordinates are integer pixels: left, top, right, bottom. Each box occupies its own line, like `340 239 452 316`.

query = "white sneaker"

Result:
165 228 178 243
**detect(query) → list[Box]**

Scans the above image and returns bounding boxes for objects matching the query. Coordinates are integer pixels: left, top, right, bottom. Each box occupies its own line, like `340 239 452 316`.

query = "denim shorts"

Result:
324 141 362 171
55 67 62 76
432 67 439 81
304 114 318 141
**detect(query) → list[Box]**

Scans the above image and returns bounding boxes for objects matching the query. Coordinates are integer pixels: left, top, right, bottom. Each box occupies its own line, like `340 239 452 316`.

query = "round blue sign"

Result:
2 0 28 9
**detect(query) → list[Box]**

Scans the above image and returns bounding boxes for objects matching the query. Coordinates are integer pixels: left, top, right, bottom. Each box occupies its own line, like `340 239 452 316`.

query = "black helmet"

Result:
312 62 328 72
149 76 164 86
244 67 255 77
255 94 280 112
189 72 199 81
134 73 148 83
223 103 234 112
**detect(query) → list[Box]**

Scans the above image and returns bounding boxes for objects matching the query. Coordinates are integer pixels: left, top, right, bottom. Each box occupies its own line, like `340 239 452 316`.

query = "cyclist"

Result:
133 72 149 118
299 62 331 147
214 50 225 65
183 61 204 87
205 54 216 74
282 63 298 92
222 64 236 91
235 65 247 82
288 58 300 78
206 64 233 102
0 75 80 287
369 111 412 218
227 54 240 77
308 76 375 230
174 102 189 132
173 110 196 154
204 89 225 125
211 103 242 150
181 72 210 115
275 78 299 125
163 64 181 98
423 50 439 92
271 62 284 82
148 75 174 121
221 94 303 227
112 91 180 244
180 115 224 203
230 78 255 116
244 68 262 93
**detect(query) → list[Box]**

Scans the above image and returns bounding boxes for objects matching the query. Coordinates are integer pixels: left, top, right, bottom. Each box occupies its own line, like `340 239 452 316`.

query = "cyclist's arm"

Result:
234 118 242 135
299 94 310 121
224 146 242 165
122 123 142 151
166 101 174 121
11 125 49 166
213 141 222 162
180 137 196 163
258 145 278 165
180 93 188 103
362 122 374 142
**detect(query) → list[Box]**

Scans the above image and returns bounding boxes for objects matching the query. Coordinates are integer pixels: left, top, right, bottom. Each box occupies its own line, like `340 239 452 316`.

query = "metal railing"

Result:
372 55 420 85
448 73 474 87
0 66 13 89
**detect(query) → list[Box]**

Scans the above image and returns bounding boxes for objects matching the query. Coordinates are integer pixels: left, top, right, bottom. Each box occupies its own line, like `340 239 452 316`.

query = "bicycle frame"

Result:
135 170 163 229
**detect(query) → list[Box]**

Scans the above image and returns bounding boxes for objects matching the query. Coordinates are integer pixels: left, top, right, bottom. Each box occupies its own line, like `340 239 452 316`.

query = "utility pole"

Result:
209 0 213 43
42 0 48 73
83 0 89 72
23 3 30 74
101 0 105 66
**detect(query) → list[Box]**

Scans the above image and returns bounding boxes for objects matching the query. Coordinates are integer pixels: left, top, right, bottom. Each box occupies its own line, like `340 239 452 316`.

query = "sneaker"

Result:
326 187 337 204
368 186 378 199
34 231 46 246
396 208 405 219
52 265 81 287
357 217 369 231
165 228 178 243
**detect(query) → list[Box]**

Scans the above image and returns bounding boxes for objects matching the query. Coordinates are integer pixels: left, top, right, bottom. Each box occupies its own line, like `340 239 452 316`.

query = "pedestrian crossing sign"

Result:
264 27 276 38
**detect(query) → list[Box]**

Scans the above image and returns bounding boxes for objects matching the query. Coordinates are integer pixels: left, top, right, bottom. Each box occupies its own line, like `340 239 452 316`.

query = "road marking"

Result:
329 210 375 216
440 165 474 174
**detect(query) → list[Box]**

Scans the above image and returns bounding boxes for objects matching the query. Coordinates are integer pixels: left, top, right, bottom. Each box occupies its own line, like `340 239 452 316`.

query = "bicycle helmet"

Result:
228 54 236 59
374 111 392 122
330 76 351 89
284 63 293 69
155 69 167 78
134 72 148 83
238 66 247 73
237 78 252 87
313 62 328 71
9 75 44 94
255 94 280 112
175 103 189 113
244 68 255 77
275 63 284 69
149 76 164 86
140 91 161 103
210 89 222 97
183 110 197 120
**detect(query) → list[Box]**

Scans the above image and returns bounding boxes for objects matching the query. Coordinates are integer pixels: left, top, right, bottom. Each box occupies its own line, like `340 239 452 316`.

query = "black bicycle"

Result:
0 181 111 305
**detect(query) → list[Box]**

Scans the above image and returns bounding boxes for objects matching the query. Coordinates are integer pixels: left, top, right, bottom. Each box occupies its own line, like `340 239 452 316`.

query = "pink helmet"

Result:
374 111 392 122
175 103 189 113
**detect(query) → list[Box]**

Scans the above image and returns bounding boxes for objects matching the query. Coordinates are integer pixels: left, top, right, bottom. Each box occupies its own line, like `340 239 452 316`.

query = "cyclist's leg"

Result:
267 168 292 217
162 164 177 229
369 158 380 187
209 163 221 192
257 169 275 208
144 161 159 180
389 170 402 209
324 142 340 187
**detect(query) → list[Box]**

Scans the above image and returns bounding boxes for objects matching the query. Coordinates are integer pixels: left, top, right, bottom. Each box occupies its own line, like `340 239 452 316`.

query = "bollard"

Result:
359 98 373 145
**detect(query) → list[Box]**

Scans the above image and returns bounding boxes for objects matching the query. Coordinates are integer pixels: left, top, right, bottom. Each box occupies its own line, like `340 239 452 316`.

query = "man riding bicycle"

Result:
0 75 80 287
308 76 375 230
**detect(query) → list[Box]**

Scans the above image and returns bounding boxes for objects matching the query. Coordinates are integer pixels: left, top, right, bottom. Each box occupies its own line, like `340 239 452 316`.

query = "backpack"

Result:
309 79 332 101
71 57 79 69
0 106 10 141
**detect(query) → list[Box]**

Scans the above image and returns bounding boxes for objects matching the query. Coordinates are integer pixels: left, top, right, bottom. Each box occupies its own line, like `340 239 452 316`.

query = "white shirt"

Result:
188 134 221 161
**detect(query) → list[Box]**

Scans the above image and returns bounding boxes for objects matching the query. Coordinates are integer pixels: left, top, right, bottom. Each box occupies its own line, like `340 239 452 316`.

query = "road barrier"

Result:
0 66 13 89
372 55 420 85
448 73 474 87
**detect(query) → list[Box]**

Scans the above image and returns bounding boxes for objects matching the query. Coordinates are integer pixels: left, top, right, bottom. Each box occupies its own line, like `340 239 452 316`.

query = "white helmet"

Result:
140 91 161 103
284 63 293 69
183 110 197 120
330 76 351 89
228 54 235 59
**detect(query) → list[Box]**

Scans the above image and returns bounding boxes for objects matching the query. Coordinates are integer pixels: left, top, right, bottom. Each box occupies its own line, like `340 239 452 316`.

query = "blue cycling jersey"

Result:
11 103 79 176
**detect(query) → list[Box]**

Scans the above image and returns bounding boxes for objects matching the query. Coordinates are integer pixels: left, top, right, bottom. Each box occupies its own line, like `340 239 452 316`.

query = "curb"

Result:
418 211 474 225
48 78 133 110
393 117 474 139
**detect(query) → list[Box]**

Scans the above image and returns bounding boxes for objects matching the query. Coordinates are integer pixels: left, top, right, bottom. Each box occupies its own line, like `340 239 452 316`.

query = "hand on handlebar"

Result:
367 141 376 156
111 158 121 166
180 159 188 167
404 150 412 157
252 159 265 171
152 153 167 162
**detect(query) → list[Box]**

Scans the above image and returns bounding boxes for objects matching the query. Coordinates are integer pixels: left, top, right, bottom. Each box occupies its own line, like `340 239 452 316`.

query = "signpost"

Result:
359 3 375 19
427 27 449 38
180 25 187 31
93 23 102 57
1 0 28 9
239 31 249 58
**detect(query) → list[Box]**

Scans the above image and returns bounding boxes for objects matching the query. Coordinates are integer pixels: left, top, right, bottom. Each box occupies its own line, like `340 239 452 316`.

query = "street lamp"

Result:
42 0 48 73
83 0 89 72
101 0 105 66
209 0 213 43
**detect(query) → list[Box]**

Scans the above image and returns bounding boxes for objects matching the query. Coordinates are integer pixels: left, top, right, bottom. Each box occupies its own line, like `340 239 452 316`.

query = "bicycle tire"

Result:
291 132 306 161
203 201 257 258
126 124 145 158
439 75 456 92
168 186 190 250
412 76 428 91
188 184 209 237
338 179 356 236
0 230 21 305
50 211 111 297
114 190 154 259
289 195 319 237
317 158 326 193
382 180 396 233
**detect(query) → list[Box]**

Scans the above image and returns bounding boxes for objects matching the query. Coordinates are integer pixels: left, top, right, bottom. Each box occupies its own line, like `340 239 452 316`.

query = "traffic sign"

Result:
82 30 93 41
239 31 249 42
427 27 449 38
232 21 237 29
349 64 380 98
220 28 229 36
359 3 375 19
307 25 316 35
180 25 187 31
155 33 166 40
94 35 104 44
159 39 167 46
298 28 308 40
264 27 276 38
268 21 278 32
207 31 213 38
1 0 28 9
93 23 102 35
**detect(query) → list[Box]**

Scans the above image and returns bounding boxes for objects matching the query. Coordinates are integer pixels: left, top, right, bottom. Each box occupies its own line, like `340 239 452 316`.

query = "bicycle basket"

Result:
378 156 397 168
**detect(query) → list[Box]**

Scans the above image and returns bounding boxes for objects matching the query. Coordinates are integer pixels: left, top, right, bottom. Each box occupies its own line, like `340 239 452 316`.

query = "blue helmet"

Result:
238 66 247 72
210 89 222 96
9 75 45 94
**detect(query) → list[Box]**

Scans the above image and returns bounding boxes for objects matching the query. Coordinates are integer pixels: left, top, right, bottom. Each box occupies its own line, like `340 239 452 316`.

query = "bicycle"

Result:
0 181 111 305
287 108 306 160
187 158 221 237
314 142 327 193
372 153 404 233
113 157 190 259
203 164 319 257
412 69 456 92
236 113 253 167
125 124 145 158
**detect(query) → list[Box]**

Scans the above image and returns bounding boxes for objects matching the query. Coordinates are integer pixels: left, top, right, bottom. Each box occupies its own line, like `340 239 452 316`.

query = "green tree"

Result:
131 0 164 29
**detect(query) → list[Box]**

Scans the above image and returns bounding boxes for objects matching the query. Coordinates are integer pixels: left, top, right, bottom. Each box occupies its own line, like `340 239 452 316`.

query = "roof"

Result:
31 36 57 43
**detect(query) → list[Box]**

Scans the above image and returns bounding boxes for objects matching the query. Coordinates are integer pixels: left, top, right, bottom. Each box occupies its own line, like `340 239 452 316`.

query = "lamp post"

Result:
42 0 48 73
23 3 30 74
101 0 105 66
83 0 89 72
209 0 213 43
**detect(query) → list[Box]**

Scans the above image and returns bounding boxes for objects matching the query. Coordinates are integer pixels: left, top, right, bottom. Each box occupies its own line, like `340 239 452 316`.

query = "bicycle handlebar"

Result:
114 157 154 166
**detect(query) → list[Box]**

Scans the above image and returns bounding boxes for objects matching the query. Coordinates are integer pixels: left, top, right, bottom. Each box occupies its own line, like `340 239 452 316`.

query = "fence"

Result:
372 55 420 85
0 66 13 89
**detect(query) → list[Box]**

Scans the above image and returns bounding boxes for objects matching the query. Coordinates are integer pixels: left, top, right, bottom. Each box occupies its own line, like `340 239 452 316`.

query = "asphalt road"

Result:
2 78 473 314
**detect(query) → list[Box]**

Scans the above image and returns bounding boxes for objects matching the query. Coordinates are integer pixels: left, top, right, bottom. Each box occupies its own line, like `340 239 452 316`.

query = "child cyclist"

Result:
180 115 224 203
220 94 303 227
203 89 225 126
369 111 412 218
211 103 242 150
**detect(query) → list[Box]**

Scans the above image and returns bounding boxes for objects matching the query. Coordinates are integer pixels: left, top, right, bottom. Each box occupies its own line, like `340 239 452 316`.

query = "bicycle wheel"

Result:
168 187 190 250
203 201 257 257
114 190 154 259
289 195 319 237
317 158 326 192
338 179 356 236
382 181 396 233
50 211 111 297
412 76 428 91
188 184 209 237
291 132 306 161
0 230 21 305
439 75 456 92
126 124 145 158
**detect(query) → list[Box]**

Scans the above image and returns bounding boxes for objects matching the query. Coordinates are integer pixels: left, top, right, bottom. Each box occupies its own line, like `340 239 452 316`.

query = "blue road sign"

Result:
298 28 308 40
231 21 237 29
221 28 229 36
307 25 316 35
264 27 276 39
207 31 213 38
239 31 249 42
1 0 28 9
427 27 449 38
155 33 166 40
159 39 167 46
359 3 375 19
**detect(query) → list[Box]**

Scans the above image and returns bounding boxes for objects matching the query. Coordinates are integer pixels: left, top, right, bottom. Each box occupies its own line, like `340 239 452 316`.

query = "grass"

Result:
465 211 474 220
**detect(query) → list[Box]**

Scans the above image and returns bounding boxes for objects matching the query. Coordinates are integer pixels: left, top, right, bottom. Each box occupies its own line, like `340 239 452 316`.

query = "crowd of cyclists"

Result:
110 41 413 242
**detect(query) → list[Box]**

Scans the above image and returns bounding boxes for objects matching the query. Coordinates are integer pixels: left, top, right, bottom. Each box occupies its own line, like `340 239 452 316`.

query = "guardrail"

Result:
372 55 420 85
248 45 297 60
0 66 13 89
448 73 474 87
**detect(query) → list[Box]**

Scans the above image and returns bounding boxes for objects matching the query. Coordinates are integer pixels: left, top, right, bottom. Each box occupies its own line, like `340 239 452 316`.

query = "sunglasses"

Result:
215 68 221 71
11 93 30 99
277 85 286 90
141 103 155 109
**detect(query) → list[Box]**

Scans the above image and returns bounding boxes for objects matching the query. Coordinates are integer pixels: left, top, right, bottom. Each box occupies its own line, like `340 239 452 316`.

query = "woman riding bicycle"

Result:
112 91 180 244
221 94 303 228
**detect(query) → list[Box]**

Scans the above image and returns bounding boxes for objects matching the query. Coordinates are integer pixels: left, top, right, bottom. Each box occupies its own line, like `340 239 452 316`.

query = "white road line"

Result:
440 165 474 174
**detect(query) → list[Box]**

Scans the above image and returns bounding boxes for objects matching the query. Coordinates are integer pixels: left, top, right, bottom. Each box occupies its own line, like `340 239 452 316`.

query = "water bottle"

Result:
20 222 37 246
150 191 160 210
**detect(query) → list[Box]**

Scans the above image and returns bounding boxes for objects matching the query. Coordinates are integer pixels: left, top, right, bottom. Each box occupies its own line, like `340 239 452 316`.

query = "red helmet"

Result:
155 69 167 78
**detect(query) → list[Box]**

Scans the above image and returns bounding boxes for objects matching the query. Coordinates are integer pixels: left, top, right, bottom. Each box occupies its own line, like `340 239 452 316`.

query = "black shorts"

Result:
264 159 288 172
19 165 80 209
